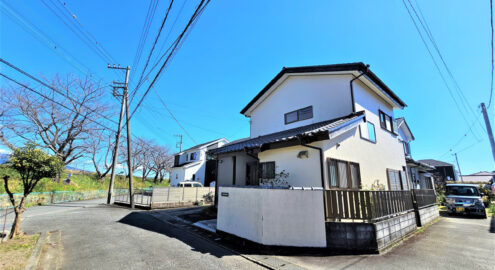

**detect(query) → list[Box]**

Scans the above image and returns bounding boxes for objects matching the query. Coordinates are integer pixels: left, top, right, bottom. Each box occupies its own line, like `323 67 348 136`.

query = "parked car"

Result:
177 181 203 187
445 184 486 218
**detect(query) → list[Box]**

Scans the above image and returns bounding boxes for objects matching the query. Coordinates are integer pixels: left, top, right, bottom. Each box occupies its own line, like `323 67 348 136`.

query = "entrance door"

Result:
245 162 259 186
204 160 217 187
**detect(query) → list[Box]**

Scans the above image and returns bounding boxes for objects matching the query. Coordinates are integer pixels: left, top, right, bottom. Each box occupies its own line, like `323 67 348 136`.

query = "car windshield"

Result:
446 186 479 196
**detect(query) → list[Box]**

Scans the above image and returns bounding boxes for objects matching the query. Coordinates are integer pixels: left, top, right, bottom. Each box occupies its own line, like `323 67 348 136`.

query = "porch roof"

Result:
209 111 365 155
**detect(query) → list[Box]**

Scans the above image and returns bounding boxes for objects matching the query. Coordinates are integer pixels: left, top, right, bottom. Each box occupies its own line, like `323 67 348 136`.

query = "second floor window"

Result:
190 152 197 160
359 121 376 143
379 110 397 134
284 106 313 124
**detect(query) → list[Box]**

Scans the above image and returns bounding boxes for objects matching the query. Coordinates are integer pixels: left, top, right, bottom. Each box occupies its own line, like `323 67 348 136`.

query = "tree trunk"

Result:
153 174 159 184
9 200 25 239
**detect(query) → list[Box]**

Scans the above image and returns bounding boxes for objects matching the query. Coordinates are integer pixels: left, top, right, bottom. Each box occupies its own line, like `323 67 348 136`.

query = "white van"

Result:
177 181 203 187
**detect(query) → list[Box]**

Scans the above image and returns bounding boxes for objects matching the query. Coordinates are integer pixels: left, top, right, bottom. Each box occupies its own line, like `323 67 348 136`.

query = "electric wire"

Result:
402 0 483 141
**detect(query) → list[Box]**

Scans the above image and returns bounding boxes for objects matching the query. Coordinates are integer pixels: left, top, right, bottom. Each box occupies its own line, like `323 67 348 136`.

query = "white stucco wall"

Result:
170 162 205 186
217 187 326 247
249 74 354 138
216 152 257 187
258 145 322 187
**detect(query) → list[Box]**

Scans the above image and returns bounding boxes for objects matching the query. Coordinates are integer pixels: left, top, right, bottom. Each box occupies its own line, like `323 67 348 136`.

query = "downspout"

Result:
297 135 325 189
350 64 370 113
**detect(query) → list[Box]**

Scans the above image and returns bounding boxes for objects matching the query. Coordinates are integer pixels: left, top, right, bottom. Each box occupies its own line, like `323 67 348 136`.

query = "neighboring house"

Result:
170 138 228 187
460 171 495 184
209 63 410 191
396 117 435 189
417 159 457 183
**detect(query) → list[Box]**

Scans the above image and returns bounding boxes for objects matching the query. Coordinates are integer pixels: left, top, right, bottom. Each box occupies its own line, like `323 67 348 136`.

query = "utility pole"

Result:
175 134 183 152
481 102 495 166
107 64 134 208
454 152 464 182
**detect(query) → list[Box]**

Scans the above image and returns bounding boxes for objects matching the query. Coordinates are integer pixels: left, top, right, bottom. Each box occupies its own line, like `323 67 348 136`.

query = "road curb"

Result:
25 231 47 270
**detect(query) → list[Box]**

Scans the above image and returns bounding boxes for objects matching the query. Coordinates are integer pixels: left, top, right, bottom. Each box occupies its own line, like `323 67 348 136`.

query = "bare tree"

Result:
87 129 116 179
150 145 172 184
0 75 111 166
134 137 154 182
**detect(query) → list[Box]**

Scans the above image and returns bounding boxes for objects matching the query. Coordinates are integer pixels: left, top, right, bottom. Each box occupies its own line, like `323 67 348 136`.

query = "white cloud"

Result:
0 148 12 154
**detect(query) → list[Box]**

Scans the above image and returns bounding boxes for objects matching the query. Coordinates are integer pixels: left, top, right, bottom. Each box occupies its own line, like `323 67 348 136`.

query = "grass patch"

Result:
0 234 40 270
488 204 495 217
0 170 169 194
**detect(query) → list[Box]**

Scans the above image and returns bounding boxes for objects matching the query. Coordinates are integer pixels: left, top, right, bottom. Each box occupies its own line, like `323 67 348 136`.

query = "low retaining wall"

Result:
152 187 214 203
375 211 417 251
0 189 126 209
325 211 417 252
417 204 439 227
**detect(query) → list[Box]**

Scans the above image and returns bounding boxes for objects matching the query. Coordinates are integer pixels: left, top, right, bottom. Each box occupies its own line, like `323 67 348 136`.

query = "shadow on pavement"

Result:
439 211 486 219
118 211 234 258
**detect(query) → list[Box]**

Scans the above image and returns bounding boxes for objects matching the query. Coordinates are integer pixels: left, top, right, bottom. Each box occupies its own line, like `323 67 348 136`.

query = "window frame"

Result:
259 161 276 179
386 168 403 191
284 106 313 125
327 158 361 189
379 110 397 135
359 121 377 143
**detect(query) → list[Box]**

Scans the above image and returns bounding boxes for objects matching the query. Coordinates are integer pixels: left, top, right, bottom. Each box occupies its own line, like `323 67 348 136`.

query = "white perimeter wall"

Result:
249 74 354 137
217 187 326 247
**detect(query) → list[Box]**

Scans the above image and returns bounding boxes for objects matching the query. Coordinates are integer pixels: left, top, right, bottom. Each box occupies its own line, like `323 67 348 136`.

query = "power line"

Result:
407 0 485 134
402 0 483 140
55 0 118 64
0 72 116 132
0 1 101 79
437 112 484 159
131 0 160 82
0 58 118 126
129 0 210 119
135 0 175 89
153 89 197 144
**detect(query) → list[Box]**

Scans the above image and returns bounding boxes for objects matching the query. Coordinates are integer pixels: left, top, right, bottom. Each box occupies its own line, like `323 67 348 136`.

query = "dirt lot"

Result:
0 234 39 270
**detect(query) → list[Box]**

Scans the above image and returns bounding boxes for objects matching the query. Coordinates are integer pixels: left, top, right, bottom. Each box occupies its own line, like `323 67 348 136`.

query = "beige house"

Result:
210 63 410 191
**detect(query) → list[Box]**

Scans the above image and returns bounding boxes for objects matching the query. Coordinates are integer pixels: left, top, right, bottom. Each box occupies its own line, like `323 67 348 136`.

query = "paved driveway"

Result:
8 199 263 270
275 215 495 270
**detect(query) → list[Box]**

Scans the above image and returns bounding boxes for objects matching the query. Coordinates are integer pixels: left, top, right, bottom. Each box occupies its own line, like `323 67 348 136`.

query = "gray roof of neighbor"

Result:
178 138 227 154
418 159 454 167
209 111 365 155
240 62 407 114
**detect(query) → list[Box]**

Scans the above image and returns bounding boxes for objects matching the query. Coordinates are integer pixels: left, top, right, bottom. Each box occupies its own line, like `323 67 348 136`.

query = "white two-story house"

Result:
210 63 411 191
170 138 228 187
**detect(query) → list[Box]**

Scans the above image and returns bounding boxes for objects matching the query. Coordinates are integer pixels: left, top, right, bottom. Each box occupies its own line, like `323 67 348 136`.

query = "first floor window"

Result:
327 158 361 189
260 162 276 179
387 169 403 190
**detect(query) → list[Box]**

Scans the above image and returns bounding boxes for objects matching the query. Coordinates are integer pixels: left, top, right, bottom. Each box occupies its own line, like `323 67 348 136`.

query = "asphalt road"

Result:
275 215 495 270
4 200 494 270
4 199 264 270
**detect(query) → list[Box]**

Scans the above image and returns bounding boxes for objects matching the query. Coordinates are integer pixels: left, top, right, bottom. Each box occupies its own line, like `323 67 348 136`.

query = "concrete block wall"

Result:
325 222 377 252
418 205 439 227
375 211 417 250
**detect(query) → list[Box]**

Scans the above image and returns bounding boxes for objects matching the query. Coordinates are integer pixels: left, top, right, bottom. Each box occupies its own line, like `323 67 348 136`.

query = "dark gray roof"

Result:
210 111 365 155
240 62 406 114
418 159 454 167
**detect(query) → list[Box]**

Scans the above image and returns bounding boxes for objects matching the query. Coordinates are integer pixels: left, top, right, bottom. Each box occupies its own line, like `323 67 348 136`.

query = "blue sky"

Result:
0 0 493 174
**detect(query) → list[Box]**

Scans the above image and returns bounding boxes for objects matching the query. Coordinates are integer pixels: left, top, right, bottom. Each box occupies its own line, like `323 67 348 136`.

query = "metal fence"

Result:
412 189 436 209
113 187 215 207
0 189 126 209
114 188 152 207
324 190 415 222
151 187 214 204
